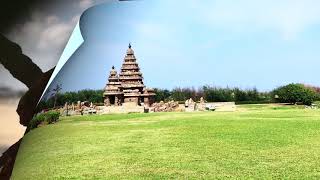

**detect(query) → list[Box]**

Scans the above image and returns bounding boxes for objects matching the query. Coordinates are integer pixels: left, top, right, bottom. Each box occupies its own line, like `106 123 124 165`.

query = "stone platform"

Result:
99 102 145 114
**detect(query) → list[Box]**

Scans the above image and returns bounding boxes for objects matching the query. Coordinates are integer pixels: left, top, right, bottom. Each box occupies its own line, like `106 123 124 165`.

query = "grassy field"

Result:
11 104 320 179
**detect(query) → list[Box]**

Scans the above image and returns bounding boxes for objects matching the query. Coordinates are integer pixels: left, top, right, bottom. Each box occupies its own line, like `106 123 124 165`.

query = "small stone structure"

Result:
184 97 236 112
197 97 206 111
60 101 98 116
185 98 196 112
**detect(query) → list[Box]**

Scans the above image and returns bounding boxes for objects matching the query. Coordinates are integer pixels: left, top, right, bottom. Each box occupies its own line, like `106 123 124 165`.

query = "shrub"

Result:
29 114 46 129
29 111 60 129
235 100 275 105
273 83 317 105
45 111 60 124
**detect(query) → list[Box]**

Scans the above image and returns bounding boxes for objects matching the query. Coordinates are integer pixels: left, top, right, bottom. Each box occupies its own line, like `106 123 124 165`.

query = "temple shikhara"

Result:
103 44 155 107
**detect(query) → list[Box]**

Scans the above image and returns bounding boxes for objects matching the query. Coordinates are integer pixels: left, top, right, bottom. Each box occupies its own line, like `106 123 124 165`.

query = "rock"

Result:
151 100 180 112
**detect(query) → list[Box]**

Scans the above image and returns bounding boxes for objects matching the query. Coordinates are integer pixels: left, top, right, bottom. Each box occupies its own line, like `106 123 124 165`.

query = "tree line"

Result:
37 83 320 111
154 86 273 104
155 84 320 105
37 89 104 111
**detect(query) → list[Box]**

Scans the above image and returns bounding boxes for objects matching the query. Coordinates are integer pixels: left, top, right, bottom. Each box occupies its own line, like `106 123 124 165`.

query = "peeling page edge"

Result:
38 21 84 104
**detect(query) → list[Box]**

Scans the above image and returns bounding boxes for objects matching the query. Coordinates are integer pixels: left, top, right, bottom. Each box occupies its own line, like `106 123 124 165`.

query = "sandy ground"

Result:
0 99 26 156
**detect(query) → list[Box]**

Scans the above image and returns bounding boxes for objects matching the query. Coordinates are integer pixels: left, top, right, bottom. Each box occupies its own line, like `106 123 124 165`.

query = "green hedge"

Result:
29 111 60 129
235 100 275 105
273 83 317 105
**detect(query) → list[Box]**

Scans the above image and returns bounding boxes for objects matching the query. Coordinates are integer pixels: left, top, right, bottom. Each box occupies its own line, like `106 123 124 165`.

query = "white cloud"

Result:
37 17 73 50
8 12 77 71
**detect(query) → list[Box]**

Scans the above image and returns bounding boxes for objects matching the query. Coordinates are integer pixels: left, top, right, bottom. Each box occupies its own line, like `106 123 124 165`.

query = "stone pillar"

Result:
104 97 110 106
115 96 119 106
77 101 81 109
144 97 149 107
64 102 68 110
135 97 139 106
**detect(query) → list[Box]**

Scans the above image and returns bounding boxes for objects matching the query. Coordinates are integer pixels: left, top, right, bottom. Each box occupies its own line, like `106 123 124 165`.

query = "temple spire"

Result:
126 43 134 55
103 44 155 107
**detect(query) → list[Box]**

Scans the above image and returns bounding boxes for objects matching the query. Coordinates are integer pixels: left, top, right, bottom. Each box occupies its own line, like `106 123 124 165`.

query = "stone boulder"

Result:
150 100 180 112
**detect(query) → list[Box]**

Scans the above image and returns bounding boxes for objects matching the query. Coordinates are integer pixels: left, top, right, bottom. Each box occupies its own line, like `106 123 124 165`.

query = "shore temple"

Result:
103 44 155 107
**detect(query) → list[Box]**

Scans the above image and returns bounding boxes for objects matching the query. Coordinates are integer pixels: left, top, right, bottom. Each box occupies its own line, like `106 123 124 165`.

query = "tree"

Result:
51 84 62 108
154 88 171 102
203 86 234 102
273 83 317 105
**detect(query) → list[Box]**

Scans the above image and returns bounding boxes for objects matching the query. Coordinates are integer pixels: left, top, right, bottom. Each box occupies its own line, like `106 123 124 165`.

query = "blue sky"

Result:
47 0 320 94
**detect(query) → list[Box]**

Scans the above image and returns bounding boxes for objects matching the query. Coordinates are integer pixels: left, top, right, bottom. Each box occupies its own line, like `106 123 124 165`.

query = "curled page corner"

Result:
38 21 84 104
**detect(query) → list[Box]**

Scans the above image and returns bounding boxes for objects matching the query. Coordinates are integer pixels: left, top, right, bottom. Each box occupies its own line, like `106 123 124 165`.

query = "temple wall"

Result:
99 104 144 114
124 97 139 105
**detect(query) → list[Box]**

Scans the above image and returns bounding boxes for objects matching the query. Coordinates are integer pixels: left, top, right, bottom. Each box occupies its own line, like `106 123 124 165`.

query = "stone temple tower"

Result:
103 44 155 107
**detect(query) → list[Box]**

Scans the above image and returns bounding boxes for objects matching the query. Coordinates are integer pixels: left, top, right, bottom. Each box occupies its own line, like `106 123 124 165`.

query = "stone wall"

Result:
205 102 236 112
149 101 184 112
99 105 144 114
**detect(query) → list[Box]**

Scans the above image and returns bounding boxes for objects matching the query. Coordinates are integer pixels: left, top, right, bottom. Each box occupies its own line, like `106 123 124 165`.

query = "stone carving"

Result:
77 101 81 110
197 97 206 111
185 98 196 112
71 103 75 111
200 97 205 103
64 102 68 110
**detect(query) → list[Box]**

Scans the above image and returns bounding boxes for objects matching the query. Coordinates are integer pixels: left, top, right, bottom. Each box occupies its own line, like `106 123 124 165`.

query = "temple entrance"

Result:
109 95 115 105
139 97 144 106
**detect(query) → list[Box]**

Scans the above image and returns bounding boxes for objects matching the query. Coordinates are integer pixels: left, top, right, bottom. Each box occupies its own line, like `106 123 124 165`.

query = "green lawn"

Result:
12 105 320 179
